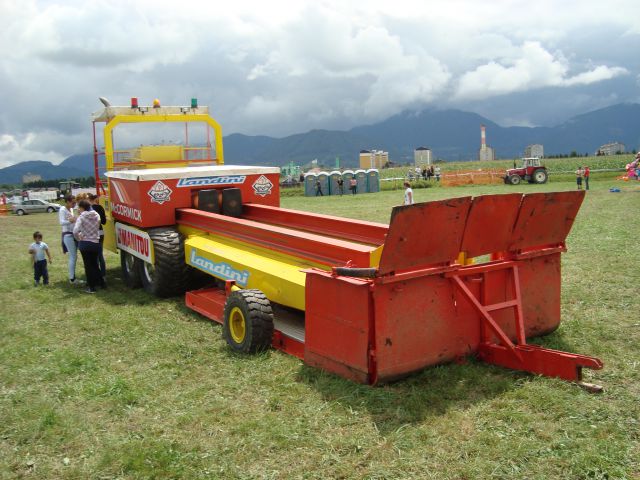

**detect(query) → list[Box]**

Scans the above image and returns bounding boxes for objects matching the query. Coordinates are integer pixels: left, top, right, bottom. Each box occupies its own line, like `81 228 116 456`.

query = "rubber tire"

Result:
508 174 521 185
533 169 548 184
138 227 191 297
223 289 274 353
15 209 25 216
46 207 55 213
120 250 142 288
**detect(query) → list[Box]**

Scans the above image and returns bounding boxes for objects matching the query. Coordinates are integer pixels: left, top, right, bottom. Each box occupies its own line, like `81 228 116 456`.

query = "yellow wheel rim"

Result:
229 307 246 344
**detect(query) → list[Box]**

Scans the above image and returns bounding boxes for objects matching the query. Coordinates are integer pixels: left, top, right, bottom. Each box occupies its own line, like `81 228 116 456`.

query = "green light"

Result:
191 98 198 109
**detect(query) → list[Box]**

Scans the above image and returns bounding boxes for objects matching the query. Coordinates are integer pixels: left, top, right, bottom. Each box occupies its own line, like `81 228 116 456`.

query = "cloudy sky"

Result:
0 0 639 168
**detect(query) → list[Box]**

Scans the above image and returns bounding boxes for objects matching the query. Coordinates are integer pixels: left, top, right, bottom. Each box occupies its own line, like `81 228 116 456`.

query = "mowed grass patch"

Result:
1 177 639 479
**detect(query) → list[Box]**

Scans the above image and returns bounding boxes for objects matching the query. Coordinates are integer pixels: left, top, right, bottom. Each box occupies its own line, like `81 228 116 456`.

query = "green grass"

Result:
1 178 639 479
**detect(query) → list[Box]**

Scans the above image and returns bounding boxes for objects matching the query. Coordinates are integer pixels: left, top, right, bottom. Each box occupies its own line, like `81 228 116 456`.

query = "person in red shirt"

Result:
584 166 590 190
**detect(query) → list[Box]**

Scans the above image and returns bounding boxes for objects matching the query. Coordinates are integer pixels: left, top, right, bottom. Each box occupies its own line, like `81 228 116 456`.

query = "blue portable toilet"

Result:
329 171 342 195
355 169 367 193
304 173 317 197
366 169 380 193
317 172 329 196
342 170 355 194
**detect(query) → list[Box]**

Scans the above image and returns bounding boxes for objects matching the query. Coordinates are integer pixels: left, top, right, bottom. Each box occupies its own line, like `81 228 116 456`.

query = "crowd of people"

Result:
412 165 441 181
30 192 107 293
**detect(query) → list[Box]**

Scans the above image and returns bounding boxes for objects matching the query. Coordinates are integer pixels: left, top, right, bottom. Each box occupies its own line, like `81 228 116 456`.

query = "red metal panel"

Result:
509 191 585 251
378 197 472 275
242 204 388 246
304 271 372 383
108 173 281 229
177 208 378 267
185 288 226 323
461 193 522 258
372 274 481 383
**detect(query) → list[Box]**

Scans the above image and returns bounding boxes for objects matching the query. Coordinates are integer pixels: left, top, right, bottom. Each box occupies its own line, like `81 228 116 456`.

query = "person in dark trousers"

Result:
575 167 584 190
315 179 324 196
88 193 107 279
349 177 358 194
583 166 590 190
337 177 344 195
73 200 105 293
28 231 52 286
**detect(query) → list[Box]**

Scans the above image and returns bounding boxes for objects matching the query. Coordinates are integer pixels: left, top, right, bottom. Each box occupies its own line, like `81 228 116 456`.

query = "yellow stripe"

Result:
182 227 328 310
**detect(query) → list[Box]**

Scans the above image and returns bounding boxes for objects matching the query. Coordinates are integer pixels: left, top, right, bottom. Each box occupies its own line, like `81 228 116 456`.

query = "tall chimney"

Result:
481 124 486 147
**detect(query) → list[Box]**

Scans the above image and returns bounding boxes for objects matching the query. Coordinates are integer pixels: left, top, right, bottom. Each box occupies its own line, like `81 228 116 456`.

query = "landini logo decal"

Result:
189 250 249 286
176 175 246 187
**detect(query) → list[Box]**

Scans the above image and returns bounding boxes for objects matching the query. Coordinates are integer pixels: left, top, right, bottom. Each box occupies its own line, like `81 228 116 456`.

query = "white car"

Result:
12 199 61 215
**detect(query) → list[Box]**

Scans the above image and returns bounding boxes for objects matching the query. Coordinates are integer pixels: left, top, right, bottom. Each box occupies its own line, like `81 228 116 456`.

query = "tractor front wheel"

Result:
508 174 522 185
223 289 274 353
533 169 548 184
138 227 191 297
120 250 142 288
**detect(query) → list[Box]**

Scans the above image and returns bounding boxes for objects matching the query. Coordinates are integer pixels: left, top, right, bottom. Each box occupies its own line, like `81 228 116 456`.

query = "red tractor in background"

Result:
505 157 549 185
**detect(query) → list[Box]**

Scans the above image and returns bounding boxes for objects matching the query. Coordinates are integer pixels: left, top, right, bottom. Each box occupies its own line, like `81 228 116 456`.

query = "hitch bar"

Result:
447 262 603 382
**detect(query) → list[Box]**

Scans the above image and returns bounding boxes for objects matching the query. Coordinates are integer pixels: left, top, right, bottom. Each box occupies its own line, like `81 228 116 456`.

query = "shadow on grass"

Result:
298 329 588 436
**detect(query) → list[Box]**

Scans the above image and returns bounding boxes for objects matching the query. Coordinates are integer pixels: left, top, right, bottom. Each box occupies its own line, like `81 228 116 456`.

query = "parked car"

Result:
12 199 60 215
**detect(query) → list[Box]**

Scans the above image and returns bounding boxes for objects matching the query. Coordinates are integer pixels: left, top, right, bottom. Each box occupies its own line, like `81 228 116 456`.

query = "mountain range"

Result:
2 103 639 184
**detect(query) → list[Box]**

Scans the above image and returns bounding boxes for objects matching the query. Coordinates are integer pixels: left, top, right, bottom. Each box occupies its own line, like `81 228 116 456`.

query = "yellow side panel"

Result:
136 145 184 162
184 231 328 311
103 216 118 253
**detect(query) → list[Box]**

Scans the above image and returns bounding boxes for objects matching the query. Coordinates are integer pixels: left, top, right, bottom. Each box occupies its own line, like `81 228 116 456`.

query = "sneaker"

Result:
69 278 85 285
34 281 39 287
85 288 96 294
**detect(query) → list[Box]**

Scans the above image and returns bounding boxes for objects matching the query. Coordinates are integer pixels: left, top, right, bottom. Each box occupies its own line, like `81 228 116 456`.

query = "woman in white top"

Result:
59 194 80 284
404 182 414 205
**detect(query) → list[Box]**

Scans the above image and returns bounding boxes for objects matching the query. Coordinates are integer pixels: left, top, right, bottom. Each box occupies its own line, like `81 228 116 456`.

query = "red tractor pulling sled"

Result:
92 98 602 386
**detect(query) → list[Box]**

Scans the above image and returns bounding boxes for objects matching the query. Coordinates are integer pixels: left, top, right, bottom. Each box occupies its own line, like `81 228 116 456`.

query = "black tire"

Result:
15 209 25 216
533 169 548 184
46 207 55 213
508 174 521 185
138 227 191 297
223 289 274 353
120 250 142 288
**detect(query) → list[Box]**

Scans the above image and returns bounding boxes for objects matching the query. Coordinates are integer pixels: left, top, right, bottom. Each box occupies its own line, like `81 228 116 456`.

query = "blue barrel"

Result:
355 169 367 193
366 169 380 193
329 171 343 195
304 173 317 197
317 172 329 196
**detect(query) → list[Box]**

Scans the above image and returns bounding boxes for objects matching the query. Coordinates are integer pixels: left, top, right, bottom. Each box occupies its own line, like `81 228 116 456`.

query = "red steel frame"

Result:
184 191 603 385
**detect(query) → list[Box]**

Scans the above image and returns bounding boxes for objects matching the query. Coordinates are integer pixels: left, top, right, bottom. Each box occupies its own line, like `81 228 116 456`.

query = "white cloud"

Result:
455 42 628 100
0 0 638 167
0 133 65 168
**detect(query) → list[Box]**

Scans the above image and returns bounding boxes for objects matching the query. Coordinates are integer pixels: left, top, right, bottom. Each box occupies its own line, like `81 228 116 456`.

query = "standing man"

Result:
89 194 107 280
349 177 358 195
336 177 344 195
59 194 81 284
403 182 414 205
315 179 324 196
583 165 590 191
434 165 441 182
575 166 584 190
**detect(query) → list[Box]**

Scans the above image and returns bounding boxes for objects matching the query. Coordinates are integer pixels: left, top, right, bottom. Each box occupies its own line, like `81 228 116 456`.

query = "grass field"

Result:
1 177 639 479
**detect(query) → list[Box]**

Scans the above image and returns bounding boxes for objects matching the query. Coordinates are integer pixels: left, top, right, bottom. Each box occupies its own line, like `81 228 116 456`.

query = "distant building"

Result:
359 149 388 169
414 146 433 166
478 125 496 161
22 173 42 184
524 144 544 158
596 142 625 156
